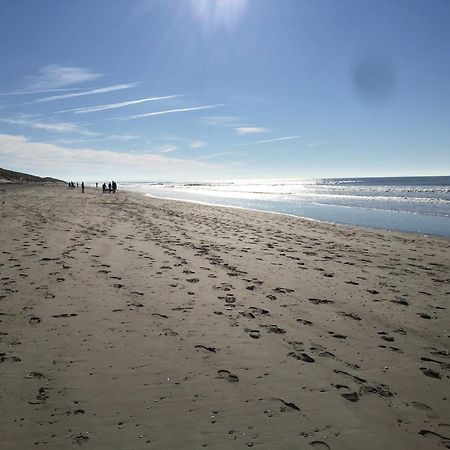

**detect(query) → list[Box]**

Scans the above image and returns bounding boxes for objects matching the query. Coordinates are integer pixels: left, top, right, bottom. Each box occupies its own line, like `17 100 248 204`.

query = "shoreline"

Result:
137 190 450 240
1 184 449 449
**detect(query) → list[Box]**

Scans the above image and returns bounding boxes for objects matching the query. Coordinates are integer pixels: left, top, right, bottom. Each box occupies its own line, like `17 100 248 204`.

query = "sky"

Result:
0 0 449 181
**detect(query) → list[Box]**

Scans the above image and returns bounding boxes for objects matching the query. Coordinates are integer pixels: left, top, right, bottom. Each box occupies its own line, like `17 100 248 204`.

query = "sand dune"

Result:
0 184 449 449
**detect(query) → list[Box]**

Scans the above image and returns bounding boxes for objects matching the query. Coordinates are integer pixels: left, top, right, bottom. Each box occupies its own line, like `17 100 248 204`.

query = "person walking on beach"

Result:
81 182 85 193
108 182 112 193
112 181 117 193
102 183 106 193
96 182 98 189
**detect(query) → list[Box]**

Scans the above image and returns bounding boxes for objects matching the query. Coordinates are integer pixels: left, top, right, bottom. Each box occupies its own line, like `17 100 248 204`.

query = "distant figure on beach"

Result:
112 181 117 193
76 182 78 188
108 182 112 193
102 183 106 193
81 182 85 193
96 182 98 189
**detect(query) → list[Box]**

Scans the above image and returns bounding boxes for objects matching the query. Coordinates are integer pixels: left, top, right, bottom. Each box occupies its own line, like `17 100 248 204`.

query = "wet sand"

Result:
0 184 449 449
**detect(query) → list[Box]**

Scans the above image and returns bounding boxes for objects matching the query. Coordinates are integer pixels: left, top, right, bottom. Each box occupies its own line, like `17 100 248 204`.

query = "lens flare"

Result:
190 0 249 31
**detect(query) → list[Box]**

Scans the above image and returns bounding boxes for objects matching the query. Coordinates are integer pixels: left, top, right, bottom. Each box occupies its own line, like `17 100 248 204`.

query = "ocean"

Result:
118 176 450 237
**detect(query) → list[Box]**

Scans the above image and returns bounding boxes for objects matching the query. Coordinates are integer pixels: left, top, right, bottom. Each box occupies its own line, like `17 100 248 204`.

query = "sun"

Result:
190 0 249 31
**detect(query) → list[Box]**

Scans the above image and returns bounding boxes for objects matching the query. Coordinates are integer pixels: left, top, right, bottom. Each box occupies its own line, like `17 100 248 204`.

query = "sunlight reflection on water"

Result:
120 177 450 237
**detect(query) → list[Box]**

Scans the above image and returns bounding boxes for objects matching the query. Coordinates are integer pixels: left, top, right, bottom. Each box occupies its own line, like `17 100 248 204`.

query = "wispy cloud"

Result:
120 104 226 120
36 83 138 103
109 134 140 141
157 144 180 153
204 115 242 126
54 94 184 114
195 151 239 160
238 136 299 146
0 88 83 96
26 64 102 89
235 127 270 135
158 134 180 142
0 133 223 180
48 134 140 145
0 117 99 137
190 140 206 148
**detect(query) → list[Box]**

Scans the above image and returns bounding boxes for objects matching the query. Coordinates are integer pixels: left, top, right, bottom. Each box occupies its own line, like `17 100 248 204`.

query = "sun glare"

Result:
190 0 249 31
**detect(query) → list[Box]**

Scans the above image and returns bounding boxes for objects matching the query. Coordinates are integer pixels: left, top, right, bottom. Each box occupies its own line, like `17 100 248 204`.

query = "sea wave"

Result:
119 176 450 236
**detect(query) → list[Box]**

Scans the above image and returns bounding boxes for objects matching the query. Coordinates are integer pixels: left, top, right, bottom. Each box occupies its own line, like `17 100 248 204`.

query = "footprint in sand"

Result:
418 430 450 448
411 401 439 419
288 351 315 363
152 313 168 319
72 434 89 445
420 367 441 379
214 283 233 291
277 398 301 412
217 369 239 383
52 313 77 318
194 344 217 353
28 386 49 405
341 392 359 402
129 301 144 308
310 343 335 359
391 298 409 306
249 307 270 316
162 328 178 336
309 298 334 305
273 287 295 294
218 293 236 304
296 318 313 326
429 348 449 358
418 312 432 319
310 441 330 449
28 316 41 325
245 328 261 339
335 385 359 402
339 312 361 321
26 371 45 379
329 332 347 339
186 278 200 283
261 324 286 334
420 357 450 370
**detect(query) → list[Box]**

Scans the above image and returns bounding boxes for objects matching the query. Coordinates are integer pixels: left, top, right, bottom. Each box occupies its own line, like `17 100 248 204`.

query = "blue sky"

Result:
0 0 449 181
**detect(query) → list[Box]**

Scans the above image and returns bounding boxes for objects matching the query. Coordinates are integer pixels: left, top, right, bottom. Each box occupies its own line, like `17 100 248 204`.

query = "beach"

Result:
0 183 449 449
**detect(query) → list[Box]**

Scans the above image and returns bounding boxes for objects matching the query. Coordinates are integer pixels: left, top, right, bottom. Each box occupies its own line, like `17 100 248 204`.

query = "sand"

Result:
0 183 449 450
